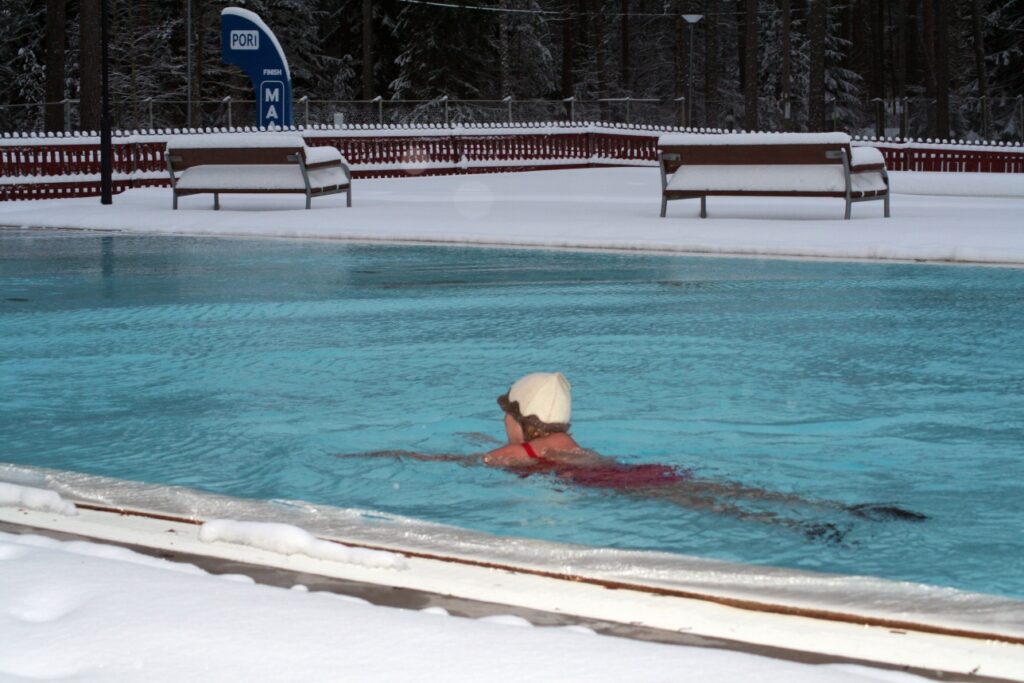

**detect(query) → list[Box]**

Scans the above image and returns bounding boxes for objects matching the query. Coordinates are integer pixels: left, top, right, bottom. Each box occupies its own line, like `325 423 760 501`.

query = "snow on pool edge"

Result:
0 529 931 683
0 482 77 516
199 519 406 570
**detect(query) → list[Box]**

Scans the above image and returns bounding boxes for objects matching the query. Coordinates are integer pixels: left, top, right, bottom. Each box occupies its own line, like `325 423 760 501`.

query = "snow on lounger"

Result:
657 132 890 220
166 133 352 210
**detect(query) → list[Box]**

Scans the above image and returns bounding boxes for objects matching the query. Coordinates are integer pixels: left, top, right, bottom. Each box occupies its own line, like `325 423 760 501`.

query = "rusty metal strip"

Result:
72 502 1024 647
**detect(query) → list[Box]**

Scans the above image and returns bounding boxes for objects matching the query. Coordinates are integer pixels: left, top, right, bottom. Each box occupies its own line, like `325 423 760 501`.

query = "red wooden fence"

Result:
2 127 1022 201
873 145 1024 173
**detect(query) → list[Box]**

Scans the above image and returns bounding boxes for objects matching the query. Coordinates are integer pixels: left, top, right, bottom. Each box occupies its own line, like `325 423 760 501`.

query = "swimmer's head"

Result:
498 372 571 440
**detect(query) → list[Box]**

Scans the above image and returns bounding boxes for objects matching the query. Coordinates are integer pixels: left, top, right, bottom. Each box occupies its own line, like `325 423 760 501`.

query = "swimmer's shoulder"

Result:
483 443 533 467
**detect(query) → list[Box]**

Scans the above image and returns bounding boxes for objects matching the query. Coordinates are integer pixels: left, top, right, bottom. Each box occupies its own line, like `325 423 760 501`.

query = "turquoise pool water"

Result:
2 230 1023 597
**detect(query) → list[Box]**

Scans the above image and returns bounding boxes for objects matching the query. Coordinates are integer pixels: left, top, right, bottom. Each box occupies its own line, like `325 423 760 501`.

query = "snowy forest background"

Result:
1 0 1022 140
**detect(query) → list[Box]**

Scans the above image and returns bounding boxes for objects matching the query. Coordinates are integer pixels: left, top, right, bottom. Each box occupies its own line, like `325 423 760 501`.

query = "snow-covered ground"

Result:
2 167 1023 265
0 529 935 682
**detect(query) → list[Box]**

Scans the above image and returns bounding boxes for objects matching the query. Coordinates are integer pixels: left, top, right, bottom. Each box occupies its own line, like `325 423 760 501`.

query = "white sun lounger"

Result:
166 134 351 210
658 132 890 220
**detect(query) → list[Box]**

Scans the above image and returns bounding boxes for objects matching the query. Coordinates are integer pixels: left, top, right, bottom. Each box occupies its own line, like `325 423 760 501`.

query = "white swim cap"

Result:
507 372 572 425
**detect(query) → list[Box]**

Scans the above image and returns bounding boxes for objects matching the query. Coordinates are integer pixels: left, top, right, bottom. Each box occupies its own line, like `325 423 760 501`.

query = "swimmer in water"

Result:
481 372 926 543
340 372 926 544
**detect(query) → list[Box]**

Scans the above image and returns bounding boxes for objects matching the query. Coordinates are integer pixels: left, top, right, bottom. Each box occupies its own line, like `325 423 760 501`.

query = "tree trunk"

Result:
894 0 908 137
807 0 827 131
780 0 791 130
869 0 885 136
851 1 869 100
620 0 629 93
970 0 989 136
79 0 101 131
361 0 374 99
870 0 884 101
128 1 138 129
499 0 511 96
742 0 758 131
44 0 67 132
704 0 719 127
594 0 608 119
920 0 937 135
933 0 950 138
194 0 205 128
561 0 574 99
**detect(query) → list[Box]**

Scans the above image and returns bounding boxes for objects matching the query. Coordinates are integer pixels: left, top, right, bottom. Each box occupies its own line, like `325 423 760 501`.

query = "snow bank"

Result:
199 519 406 570
659 132 851 146
0 482 76 516
892 171 1024 198
0 530 930 682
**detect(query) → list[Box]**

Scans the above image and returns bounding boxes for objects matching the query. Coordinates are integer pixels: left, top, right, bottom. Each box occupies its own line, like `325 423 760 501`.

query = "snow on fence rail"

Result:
2 123 1022 201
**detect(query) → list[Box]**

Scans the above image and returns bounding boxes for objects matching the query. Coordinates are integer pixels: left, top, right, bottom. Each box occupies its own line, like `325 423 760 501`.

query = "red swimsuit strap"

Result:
522 442 540 459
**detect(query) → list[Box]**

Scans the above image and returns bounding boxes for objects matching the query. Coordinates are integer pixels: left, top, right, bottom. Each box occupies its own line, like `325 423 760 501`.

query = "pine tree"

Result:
0 0 45 132
391 3 501 105
824 2 864 132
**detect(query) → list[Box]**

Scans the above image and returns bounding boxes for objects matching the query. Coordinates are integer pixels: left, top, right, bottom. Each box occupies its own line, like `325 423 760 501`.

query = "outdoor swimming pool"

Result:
2 230 1023 599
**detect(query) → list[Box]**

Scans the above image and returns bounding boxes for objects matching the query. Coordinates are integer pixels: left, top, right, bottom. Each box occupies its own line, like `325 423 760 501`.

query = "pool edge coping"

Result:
2 501 1022 682
5 224 1024 269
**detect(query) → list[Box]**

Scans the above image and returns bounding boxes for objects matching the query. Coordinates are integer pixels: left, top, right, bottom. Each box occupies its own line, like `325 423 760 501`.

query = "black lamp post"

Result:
99 0 112 205
682 14 703 129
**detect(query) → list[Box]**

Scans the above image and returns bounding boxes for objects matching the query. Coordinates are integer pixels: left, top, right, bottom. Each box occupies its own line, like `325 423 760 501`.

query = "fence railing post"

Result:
131 139 139 187
62 99 71 132
872 97 884 138
222 96 232 128
373 95 383 125
980 95 989 141
1018 96 1023 142
675 96 686 127
503 95 513 124
441 95 450 127
144 97 154 130
563 96 575 123
298 96 309 127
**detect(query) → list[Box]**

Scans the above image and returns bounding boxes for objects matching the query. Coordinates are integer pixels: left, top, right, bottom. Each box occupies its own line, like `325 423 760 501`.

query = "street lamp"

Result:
682 14 703 128
99 0 112 204
186 0 193 128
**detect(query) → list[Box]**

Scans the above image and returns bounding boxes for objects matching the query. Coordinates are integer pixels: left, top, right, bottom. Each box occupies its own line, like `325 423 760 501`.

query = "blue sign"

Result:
220 7 293 128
